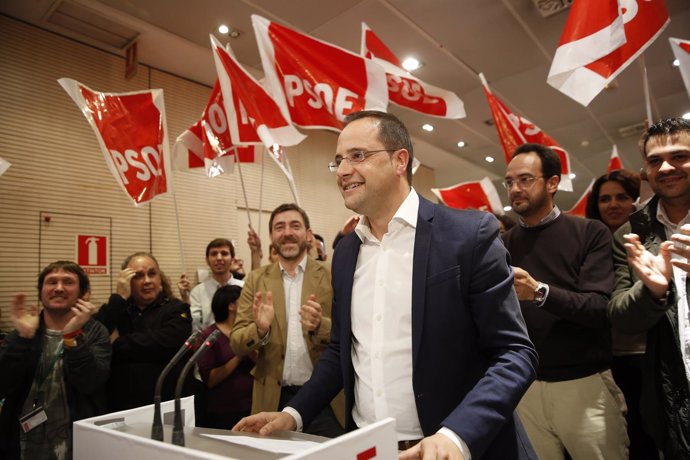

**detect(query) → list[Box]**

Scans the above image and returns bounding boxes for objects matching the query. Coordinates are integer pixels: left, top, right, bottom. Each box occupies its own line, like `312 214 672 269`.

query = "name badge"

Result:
19 406 47 433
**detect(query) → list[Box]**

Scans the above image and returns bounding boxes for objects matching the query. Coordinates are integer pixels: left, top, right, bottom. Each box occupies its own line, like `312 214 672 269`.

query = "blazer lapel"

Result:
412 197 434 366
264 264 288 345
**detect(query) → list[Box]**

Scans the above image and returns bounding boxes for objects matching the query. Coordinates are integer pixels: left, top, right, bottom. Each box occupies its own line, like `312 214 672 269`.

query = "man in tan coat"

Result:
231 203 344 437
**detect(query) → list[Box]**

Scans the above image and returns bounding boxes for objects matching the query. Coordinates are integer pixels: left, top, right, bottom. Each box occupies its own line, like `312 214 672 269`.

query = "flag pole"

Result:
283 150 300 206
233 148 253 230
638 55 654 126
257 147 266 239
168 173 187 274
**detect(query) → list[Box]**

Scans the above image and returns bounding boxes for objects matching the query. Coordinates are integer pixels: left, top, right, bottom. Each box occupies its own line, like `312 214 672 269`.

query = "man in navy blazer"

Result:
234 111 538 459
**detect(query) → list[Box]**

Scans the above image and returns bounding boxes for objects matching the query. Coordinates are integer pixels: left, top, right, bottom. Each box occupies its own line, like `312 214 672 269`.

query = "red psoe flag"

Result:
607 144 624 172
210 35 305 148
566 179 595 217
431 177 504 214
361 23 465 119
480 73 573 191
670 37 690 101
59 78 171 205
252 15 388 132
548 0 669 106
173 81 259 177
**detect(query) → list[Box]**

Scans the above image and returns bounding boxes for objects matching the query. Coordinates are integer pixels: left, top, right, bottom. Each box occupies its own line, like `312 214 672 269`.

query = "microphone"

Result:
151 329 204 441
172 329 221 447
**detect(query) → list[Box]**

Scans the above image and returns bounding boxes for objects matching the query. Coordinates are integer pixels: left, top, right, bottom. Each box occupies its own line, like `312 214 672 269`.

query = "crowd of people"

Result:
1 113 689 460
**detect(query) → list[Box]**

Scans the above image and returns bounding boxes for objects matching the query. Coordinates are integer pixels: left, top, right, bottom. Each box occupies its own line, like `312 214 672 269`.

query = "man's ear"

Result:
546 175 560 194
394 149 410 177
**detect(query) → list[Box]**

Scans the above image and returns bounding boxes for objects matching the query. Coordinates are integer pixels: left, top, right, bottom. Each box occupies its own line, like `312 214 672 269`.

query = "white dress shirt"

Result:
656 204 690 381
189 275 244 330
280 255 314 386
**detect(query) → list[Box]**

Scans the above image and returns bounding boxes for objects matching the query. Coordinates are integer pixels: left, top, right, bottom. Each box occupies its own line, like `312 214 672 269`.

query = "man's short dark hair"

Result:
344 110 414 184
210 284 242 323
206 238 235 258
585 169 641 222
269 203 311 233
512 143 562 182
639 118 690 159
38 261 90 298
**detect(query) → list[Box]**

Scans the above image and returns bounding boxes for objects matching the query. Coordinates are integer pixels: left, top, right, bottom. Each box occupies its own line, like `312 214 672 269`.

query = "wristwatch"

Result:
533 282 548 306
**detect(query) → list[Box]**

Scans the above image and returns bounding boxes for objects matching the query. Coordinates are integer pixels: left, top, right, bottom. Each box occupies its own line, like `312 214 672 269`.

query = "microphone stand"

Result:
151 329 203 441
172 329 221 447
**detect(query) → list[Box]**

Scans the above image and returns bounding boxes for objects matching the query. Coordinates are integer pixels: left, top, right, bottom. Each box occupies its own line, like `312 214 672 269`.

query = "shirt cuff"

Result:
438 427 472 460
282 407 303 432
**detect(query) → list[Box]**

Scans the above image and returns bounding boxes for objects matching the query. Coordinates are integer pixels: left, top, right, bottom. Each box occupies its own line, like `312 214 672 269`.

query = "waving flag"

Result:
59 78 171 205
210 35 305 149
548 0 669 106
670 37 690 101
480 73 573 191
566 179 595 217
432 177 503 214
607 145 624 172
173 81 259 177
252 15 388 132
361 23 465 119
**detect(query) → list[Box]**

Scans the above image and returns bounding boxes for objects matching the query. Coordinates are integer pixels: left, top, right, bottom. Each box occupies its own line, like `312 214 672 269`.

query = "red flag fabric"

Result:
210 35 305 148
548 0 669 106
431 177 504 214
252 15 388 132
360 23 465 119
670 37 690 101
607 145 624 172
59 78 171 205
480 74 573 191
173 81 259 177
566 179 595 217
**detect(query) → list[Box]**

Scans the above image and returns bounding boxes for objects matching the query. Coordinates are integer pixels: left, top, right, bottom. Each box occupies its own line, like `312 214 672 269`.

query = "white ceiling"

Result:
2 0 689 209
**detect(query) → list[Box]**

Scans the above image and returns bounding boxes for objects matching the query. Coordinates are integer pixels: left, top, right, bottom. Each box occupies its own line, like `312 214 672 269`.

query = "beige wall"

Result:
0 16 437 330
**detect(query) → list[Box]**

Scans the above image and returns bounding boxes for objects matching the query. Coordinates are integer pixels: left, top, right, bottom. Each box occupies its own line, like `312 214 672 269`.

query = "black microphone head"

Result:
184 328 205 350
204 329 222 346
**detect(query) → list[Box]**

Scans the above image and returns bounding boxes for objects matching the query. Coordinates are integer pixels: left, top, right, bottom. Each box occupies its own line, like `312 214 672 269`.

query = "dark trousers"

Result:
279 385 345 438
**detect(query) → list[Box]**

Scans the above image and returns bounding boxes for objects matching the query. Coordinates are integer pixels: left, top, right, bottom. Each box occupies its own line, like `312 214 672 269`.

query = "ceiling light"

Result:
683 112 690 120
422 123 434 132
457 141 466 148
569 173 577 179
485 156 495 163
218 24 229 34
673 58 680 67
402 57 421 71
503 205 512 212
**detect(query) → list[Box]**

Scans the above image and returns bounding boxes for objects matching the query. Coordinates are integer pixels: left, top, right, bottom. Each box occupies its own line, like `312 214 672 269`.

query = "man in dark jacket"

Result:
0 261 111 460
609 118 690 459
95 252 192 411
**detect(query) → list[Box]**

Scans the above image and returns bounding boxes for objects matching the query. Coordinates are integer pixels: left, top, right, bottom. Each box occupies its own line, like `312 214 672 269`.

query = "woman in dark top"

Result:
197 285 254 429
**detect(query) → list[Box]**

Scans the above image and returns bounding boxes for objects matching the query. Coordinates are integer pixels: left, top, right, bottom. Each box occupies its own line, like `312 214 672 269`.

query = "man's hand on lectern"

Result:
232 411 297 436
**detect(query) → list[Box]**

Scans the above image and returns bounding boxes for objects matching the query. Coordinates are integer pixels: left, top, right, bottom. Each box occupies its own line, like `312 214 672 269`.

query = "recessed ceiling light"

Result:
402 57 421 71
457 141 466 148
569 173 577 179
218 24 229 34
503 205 512 212
422 123 434 132
673 58 680 67
683 112 690 120
485 156 494 163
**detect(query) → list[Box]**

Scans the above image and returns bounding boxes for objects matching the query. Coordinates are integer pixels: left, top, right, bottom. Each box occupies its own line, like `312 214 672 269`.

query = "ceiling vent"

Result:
618 121 646 138
532 0 573 18
45 0 139 49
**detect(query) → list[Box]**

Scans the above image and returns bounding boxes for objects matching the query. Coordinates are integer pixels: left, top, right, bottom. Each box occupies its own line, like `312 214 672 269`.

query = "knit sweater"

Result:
502 213 614 381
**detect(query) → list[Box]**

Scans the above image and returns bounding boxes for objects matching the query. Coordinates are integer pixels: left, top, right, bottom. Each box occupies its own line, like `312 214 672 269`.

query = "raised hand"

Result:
63 299 98 335
300 294 322 332
11 293 40 339
177 273 191 303
624 233 672 299
252 291 274 337
116 268 136 299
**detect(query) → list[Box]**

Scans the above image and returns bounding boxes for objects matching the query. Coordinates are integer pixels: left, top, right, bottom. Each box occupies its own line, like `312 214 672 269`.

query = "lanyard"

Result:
34 342 64 391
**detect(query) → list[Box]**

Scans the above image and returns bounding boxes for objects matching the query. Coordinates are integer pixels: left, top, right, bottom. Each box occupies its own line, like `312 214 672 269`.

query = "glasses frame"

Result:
327 149 397 173
502 175 544 190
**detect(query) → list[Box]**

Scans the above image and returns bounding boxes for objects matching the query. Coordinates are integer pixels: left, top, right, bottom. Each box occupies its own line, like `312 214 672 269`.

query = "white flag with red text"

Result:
670 37 690 101
210 35 305 149
252 15 388 132
431 177 503 214
608 144 624 172
173 81 260 177
59 78 171 205
566 179 595 217
548 0 669 106
480 73 573 191
361 23 465 119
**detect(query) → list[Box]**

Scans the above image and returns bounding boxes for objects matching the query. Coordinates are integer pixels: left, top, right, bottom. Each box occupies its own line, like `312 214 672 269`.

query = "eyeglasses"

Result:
327 149 396 173
502 175 543 190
